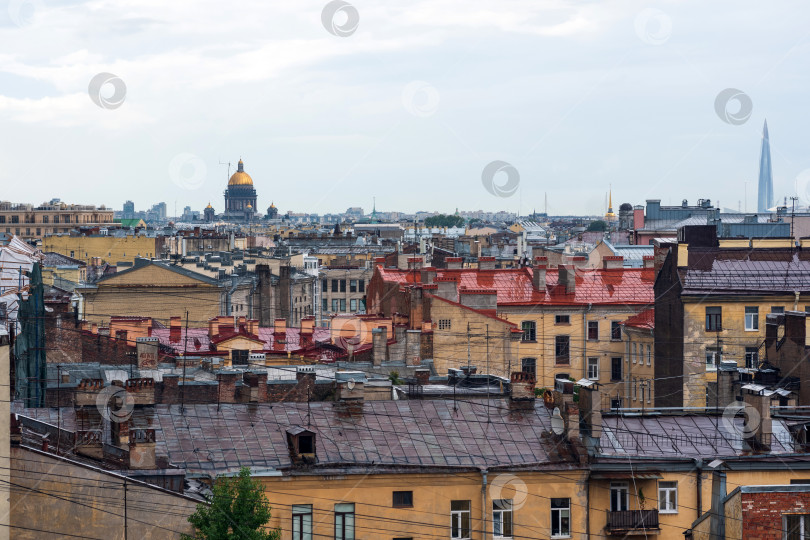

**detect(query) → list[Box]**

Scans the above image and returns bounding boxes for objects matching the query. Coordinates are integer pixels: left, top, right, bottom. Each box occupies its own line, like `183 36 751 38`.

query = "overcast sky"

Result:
0 0 808 216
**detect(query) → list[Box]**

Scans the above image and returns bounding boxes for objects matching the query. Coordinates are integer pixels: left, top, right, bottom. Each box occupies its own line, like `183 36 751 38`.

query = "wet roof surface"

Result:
381 266 655 306
683 249 810 294
598 414 795 457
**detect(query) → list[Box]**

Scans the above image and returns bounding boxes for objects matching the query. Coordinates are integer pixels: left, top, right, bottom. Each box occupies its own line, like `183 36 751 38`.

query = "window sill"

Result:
551 536 572 539
659 510 678 515
392 505 413 509
520 340 537 344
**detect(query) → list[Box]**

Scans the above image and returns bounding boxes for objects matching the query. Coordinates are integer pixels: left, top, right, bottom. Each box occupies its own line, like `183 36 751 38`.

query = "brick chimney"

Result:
743 388 773 449
407 256 424 271
558 265 576 294
420 267 437 284
161 374 179 404
445 257 463 270
246 319 259 336
643 255 655 269
74 379 104 407
374 256 386 267
274 318 287 335
533 258 547 291
602 256 624 270
136 337 159 370
128 429 156 469
372 327 388 366
243 371 268 403
296 367 316 399
125 378 155 405
301 316 315 335
564 401 580 441
510 371 536 401
478 256 496 270
459 288 497 311
435 277 459 302
578 383 602 439
169 316 182 342
414 368 430 385
217 371 240 404
405 330 421 366
75 430 103 460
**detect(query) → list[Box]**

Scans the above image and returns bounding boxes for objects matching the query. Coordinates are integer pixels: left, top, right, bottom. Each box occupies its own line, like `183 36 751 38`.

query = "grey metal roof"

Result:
597 414 796 457
682 249 810 294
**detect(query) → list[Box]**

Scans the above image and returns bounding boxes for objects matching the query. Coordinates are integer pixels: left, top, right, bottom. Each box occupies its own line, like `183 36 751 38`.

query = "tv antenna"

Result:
218 160 231 181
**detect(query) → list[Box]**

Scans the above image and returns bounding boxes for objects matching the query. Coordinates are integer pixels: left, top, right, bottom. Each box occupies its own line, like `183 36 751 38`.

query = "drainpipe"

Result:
694 458 702 519
583 303 592 380
481 469 488 540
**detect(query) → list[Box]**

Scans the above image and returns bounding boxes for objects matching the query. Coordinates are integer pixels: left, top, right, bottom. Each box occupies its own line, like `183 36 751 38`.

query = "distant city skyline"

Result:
1 1 808 215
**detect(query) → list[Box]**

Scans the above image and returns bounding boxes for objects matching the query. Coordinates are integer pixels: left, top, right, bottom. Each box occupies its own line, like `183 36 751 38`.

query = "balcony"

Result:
606 510 660 535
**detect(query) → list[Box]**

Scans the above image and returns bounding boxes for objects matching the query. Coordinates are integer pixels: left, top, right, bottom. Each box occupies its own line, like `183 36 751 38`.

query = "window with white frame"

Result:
451 500 471 540
521 321 536 342
658 482 678 513
784 514 810 539
550 498 570 538
587 357 599 380
632 342 637 364
745 306 759 331
334 503 355 540
646 344 651 365
706 347 721 371
610 482 629 512
492 499 513 538
292 504 313 540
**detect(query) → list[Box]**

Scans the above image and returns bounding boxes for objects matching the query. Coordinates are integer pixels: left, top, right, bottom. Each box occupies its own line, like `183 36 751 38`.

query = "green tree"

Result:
424 214 465 228
586 220 607 232
182 467 281 540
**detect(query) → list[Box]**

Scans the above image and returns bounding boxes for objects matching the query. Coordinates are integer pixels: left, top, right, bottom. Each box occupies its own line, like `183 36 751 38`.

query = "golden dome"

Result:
228 159 254 186
246 203 253 209
206 202 213 209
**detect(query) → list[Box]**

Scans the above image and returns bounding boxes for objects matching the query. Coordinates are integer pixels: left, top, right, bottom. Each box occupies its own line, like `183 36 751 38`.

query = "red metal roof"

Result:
152 326 331 354
622 307 654 329
378 266 655 306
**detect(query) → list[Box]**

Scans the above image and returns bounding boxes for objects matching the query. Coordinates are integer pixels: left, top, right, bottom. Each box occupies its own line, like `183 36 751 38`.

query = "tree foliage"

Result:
424 214 465 228
182 467 281 540
586 220 607 232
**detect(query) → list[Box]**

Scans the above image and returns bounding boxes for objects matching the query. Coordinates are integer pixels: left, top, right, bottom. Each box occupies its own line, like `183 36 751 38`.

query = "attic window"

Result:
286 426 316 461
298 434 314 454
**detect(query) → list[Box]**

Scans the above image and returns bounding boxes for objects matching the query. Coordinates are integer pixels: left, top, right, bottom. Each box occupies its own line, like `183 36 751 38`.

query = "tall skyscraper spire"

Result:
757 119 773 212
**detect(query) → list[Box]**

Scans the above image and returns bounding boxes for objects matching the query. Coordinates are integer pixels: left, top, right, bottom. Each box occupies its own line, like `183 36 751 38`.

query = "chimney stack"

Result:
372 327 388 366
558 265 576 294
445 257 463 270
743 388 773 449
510 371 536 401
274 318 287 335
578 383 602 438
136 337 159 370
602 256 624 270
478 256 496 270
532 258 547 291
435 277 459 302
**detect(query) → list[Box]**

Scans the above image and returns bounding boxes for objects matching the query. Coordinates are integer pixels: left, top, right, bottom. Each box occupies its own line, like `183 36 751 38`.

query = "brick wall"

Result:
741 490 810 540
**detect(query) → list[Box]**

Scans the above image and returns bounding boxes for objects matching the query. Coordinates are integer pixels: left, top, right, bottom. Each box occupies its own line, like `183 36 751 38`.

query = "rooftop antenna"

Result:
218 159 231 180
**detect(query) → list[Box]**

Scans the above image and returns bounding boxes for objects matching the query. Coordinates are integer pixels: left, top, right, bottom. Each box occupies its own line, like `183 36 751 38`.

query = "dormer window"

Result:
286 426 316 463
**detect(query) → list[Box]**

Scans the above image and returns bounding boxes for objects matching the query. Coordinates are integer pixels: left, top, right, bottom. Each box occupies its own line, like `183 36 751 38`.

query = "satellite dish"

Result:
550 407 564 436
347 378 356 390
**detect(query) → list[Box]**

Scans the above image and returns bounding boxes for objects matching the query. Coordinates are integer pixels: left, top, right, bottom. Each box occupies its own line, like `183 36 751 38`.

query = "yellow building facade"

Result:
43 234 159 265
77 262 223 325
0 201 114 240
260 471 587 540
